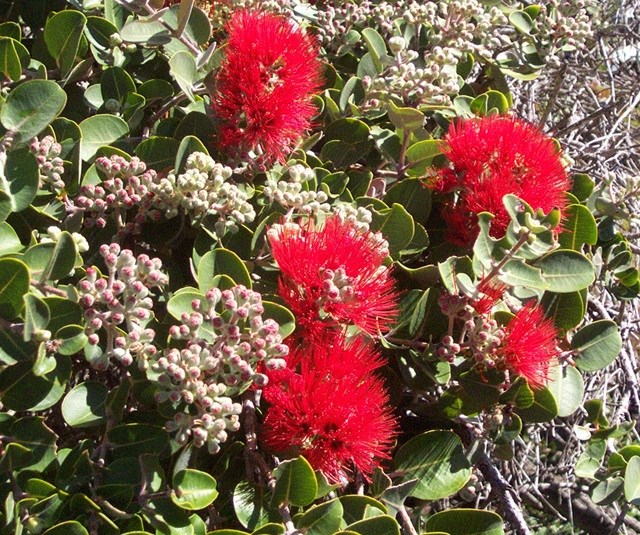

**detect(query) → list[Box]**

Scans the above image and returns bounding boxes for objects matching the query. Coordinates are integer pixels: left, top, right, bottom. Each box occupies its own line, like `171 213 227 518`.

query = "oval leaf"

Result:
0 80 67 147
572 320 622 372
393 430 471 500
171 469 218 510
61 381 108 428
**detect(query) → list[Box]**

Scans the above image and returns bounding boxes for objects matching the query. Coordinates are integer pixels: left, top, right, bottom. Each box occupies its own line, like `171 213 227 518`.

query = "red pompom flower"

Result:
213 10 323 164
500 303 558 389
267 216 399 338
432 115 571 246
262 337 397 483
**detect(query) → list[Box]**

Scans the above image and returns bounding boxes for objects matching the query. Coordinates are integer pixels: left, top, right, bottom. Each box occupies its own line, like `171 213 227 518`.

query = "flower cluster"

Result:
29 136 66 191
431 115 571 246
40 226 89 255
499 303 558 389
74 155 159 233
153 285 288 452
263 165 330 214
267 215 398 339
262 336 396 483
152 152 256 236
213 10 323 164
72 153 254 238
438 282 559 389
77 244 168 370
262 215 399 482
364 42 459 107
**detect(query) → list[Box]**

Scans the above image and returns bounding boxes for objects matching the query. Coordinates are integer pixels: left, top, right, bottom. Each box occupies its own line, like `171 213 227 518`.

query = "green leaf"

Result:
43 297 83 334
340 495 386 524
322 119 373 168
61 381 107 428
44 10 87 78
0 327 33 364
171 469 218 510
387 101 425 132
119 18 170 43
0 37 23 81
360 28 387 73
536 250 595 293
167 287 204 320
571 173 595 201
135 136 180 171
0 190 11 223
85 15 119 51
500 259 548 290
0 355 71 412
384 179 431 226
233 481 277 530
625 457 640 505
23 293 50 342
79 114 129 162
515 386 558 423
572 320 622 372
40 230 78 282
42 520 89 534
541 291 585 332
2 416 57 473
169 51 198 104
57 325 88 356
272 457 317 507
108 424 170 458
101 66 136 102
405 139 442 178
0 222 23 254
470 90 510 115
425 509 505 535
509 10 534 34
592 477 624 506
0 258 30 319
162 4 212 46
138 79 174 102
547 365 584 417
252 524 285 535
346 516 400 535
558 204 598 250
394 430 471 500
370 203 414 259
296 498 344 535
198 248 251 291
1 147 40 212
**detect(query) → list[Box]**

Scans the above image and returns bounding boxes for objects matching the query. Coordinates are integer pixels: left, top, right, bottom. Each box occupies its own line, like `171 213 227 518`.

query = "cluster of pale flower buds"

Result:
71 153 256 239
29 136 66 191
263 164 330 214
464 317 506 369
152 152 256 237
74 155 160 233
77 243 168 370
152 285 288 452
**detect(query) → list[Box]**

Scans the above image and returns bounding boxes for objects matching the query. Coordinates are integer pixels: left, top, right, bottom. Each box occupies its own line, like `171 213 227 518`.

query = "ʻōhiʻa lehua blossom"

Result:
261 336 397 483
213 10 323 165
267 215 399 339
431 115 571 246
500 303 559 389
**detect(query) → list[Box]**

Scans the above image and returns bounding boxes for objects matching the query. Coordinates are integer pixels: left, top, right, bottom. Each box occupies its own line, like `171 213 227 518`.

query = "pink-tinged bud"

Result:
94 279 107 291
88 334 100 345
